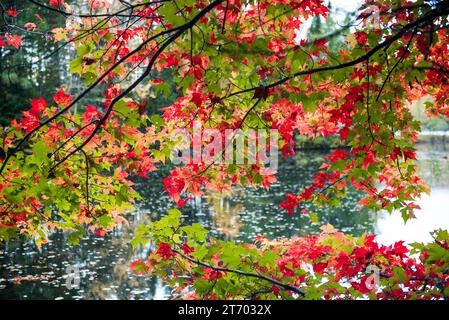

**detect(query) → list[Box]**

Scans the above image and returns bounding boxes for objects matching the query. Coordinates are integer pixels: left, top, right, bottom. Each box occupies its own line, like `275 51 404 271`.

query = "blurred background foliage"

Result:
0 0 177 126
0 0 68 125
0 1 447 133
410 97 449 132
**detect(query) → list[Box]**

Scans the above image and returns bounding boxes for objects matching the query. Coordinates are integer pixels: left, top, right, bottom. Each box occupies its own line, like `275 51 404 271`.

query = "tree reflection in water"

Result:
205 189 244 240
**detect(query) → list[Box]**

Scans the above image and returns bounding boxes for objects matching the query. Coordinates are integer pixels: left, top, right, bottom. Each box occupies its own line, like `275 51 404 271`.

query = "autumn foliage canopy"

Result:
1 0 449 299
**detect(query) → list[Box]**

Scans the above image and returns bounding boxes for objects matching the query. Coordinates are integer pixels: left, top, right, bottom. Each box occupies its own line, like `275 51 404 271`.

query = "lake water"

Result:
1 138 448 300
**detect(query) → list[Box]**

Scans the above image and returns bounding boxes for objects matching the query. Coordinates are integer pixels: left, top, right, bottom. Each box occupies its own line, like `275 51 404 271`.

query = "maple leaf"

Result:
24 23 38 32
5 34 22 49
49 0 65 7
155 242 174 260
51 27 68 41
324 149 349 162
96 229 107 236
202 267 223 281
355 31 368 45
176 197 192 208
29 97 48 116
403 149 417 160
391 241 409 257
6 9 18 17
129 259 151 274
313 261 327 274
53 88 74 108
181 242 194 255
279 193 299 215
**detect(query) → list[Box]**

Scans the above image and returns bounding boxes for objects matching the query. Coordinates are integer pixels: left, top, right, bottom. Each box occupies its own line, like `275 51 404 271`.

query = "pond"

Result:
1 138 448 300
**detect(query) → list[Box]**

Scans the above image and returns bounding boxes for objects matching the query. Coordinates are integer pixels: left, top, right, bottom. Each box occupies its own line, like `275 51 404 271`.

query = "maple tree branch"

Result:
238 96 263 128
172 248 306 297
189 94 265 179
221 6 449 101
365 59 378 147
0 0 226 176
49 119 99 160
379 269 449 298
221 0 229 34
46 0 225 172
80 149 90 213
375 27 418 102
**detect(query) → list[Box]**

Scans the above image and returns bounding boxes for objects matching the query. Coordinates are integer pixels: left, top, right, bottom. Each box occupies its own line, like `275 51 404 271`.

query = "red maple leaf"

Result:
6 9 18 17
49 0 65 7
155 242 174 260
5 34 22 49
279 193 299 215
355 31 368 45
181 242 195 255
176 197 192 208
202 267 223 281
313 261 327 274
96 229 107 236
29 97 48 116
53 88 74 108
403 149 417 160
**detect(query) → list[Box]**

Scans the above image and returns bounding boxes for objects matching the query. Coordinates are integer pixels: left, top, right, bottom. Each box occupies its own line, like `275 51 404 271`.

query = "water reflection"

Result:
206 190 244 240
0 141 447 299
0 211 168 300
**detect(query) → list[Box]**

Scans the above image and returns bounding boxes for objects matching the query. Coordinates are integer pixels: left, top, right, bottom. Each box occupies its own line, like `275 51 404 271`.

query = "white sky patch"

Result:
330 0 364 12
296 0 364 41
375 188 449 245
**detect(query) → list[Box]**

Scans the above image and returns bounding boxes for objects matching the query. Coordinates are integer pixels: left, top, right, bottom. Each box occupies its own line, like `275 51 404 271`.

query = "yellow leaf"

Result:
52 28 68 41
